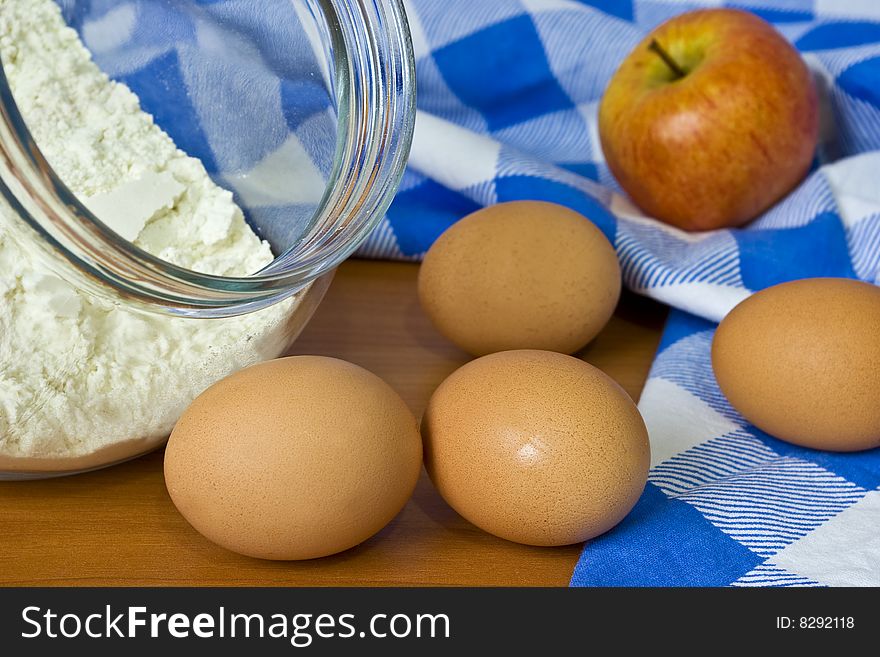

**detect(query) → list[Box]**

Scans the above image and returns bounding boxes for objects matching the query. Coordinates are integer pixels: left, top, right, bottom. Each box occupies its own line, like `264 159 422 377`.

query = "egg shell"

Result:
164 356 422 560
712 278 880 451
417 201 621 356
421 350 650 546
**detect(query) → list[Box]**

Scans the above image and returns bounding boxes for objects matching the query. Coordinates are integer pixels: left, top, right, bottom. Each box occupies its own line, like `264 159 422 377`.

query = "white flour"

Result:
0 0 296 468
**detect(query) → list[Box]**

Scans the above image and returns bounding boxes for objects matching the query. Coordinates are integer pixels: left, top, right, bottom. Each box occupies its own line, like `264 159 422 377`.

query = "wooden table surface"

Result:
0 260 666 586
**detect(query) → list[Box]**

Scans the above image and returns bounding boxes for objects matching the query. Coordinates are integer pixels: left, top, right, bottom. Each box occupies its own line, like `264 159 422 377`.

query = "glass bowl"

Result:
0 0 415 477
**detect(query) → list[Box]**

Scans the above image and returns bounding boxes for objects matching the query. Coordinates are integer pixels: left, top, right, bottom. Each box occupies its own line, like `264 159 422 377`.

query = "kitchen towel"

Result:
55 0 880 585
379 0 880 588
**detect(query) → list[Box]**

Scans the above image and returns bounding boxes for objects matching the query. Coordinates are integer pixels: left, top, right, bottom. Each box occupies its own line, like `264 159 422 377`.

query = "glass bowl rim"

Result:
0 0 416 317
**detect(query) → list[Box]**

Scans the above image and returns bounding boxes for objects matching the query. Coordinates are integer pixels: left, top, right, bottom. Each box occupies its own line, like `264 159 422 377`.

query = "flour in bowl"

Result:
0 0 298 471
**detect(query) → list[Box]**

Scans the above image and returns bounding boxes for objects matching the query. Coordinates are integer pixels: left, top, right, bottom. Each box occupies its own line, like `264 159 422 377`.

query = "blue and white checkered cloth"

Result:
393 0 880 587
59 0 880 585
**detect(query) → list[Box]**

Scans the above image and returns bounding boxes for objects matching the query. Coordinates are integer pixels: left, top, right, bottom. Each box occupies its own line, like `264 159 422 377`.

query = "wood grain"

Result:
0 260 666 586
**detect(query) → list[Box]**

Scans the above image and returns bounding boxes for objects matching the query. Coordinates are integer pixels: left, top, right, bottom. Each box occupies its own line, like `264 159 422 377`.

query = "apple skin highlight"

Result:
599 8 819 232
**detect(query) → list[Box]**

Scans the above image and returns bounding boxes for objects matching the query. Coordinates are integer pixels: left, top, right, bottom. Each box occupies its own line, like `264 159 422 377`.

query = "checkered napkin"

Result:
59 0 880 585
384 0 880 587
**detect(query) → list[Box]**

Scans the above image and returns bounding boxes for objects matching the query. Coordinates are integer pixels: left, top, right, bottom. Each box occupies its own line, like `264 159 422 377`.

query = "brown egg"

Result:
712 278 880 451
422 350 650 546
164 356 422 560
418 201 621 356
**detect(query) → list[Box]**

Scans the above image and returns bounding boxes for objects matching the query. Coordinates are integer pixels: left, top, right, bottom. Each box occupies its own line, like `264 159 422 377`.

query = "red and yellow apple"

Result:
599 9 819 231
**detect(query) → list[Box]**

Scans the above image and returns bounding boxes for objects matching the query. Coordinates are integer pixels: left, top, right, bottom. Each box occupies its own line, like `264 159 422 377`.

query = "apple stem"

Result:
648 39 686 80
